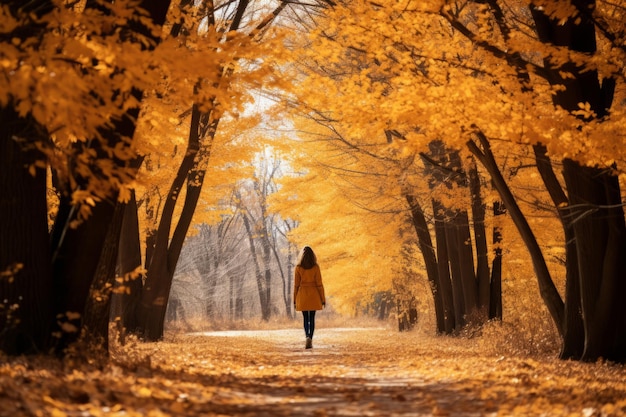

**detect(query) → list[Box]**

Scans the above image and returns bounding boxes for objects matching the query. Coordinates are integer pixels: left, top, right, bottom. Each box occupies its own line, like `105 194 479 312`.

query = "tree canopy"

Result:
1 0 626 362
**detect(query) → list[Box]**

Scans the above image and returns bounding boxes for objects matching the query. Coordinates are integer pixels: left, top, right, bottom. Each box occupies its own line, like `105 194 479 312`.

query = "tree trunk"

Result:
423 141 488 331
489 200 505 321
270 241 290 317
139 156 211 340
80 201 126 353
132 0 289 337
443 212 467 329
241 213 271 321
454 210 478 320
286 244 295 318
405 193 444 333
50 0 172 353
562 161 626 362
261 234 273 320
112 193 143 344
467 130 565 337
0 106 54 355
136 103 217 340
469 160 490 316
533 144 584 359
530 1 626 362
52 197 119 353
433 202 455 333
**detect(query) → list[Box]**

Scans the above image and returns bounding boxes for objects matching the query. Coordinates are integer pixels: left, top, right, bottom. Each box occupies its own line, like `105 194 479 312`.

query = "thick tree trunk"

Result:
52 198 118 353
562 161 626 362
2 0 170 355
80 201 127 353
0 106 54 355
50 0 172 353
530 1 626 362
533 145 584 359
0 1 56 356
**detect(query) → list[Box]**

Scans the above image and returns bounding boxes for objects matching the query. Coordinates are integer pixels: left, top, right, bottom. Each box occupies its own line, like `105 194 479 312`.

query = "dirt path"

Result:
148 327 625 416
1 326 625 416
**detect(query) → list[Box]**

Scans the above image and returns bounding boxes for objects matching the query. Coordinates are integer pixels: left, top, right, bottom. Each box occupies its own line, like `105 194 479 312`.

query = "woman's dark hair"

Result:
297 246 317 269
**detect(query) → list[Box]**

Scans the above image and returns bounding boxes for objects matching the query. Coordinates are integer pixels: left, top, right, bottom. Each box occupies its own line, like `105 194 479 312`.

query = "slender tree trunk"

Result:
132 0 289 337
242 213 271 320
469 160 490 316
489 200 505 321
136 103 217 340
433 202 455 333
261 234 273 319
286 244 295 318
269 241 290 317
405 193 444 333
112 193 143 344
454 210 478 320
444 212 466 329
467 129 565 337
139 154 212 340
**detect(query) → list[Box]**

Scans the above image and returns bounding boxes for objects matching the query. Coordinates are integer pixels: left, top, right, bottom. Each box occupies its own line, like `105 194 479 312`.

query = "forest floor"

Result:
1 320 626 416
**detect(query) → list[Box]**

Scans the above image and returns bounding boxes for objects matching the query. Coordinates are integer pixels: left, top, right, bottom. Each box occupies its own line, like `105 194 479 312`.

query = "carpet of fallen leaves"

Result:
1 323 626 416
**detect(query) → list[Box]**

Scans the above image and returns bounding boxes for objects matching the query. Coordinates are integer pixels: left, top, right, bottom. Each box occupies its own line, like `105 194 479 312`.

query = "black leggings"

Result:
302 311 316 339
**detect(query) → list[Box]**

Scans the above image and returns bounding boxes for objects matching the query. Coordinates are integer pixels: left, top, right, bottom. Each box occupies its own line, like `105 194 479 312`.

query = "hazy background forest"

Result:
1 0 626 366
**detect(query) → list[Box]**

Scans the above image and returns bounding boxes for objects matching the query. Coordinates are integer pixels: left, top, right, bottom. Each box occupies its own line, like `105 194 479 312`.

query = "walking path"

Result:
157 327 625 416
1 326 625 416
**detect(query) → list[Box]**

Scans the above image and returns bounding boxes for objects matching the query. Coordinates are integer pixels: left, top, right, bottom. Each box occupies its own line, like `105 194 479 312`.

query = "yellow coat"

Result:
294 264 325 311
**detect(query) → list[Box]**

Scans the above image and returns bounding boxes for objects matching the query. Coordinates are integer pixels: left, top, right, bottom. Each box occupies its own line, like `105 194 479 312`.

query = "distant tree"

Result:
235 153 293 321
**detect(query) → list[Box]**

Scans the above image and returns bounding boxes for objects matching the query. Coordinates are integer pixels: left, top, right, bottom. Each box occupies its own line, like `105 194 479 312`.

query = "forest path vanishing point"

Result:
1 325 626 416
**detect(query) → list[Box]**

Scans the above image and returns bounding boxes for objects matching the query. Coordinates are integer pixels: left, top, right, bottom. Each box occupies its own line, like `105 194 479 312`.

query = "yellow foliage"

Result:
263 0 613 324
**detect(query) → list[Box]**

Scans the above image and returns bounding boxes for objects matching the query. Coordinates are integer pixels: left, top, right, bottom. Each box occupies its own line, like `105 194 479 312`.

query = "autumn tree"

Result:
444 0 626 362
270 3 507 333
277 0 626 362
1 0 172 355
118 0 317 341
235 152 294 320
412 140 504 332
168 221 248 322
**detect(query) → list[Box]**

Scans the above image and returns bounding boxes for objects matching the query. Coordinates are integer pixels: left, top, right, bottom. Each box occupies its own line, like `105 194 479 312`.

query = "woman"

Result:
293 246 326 349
